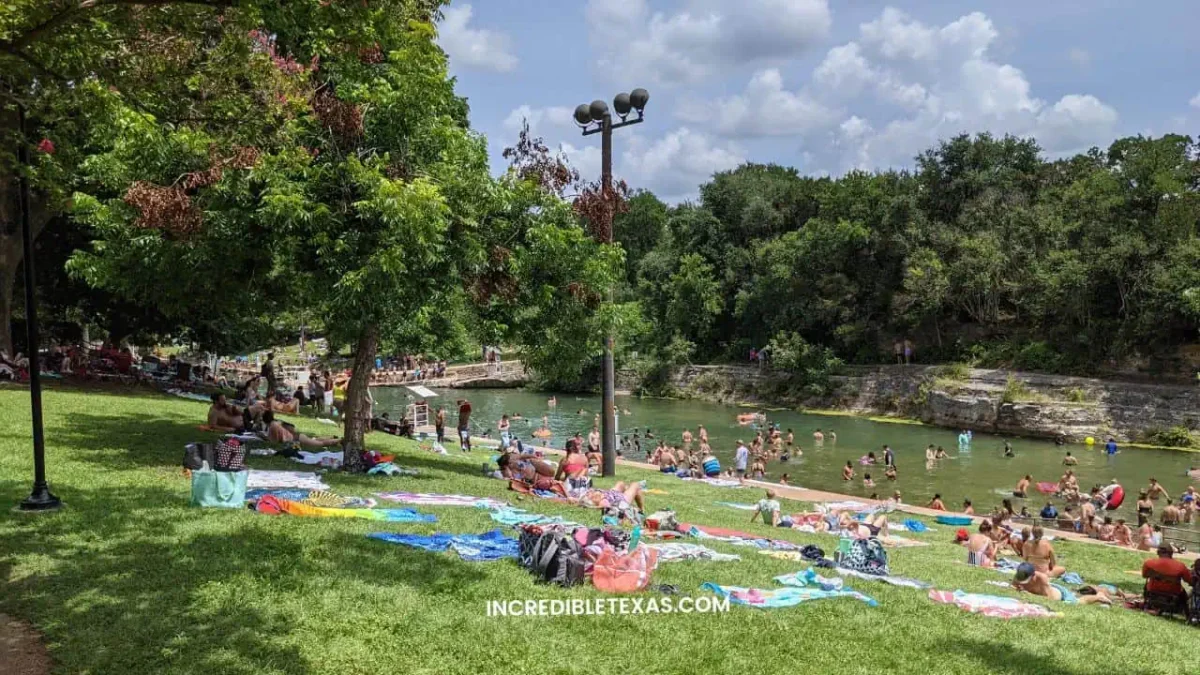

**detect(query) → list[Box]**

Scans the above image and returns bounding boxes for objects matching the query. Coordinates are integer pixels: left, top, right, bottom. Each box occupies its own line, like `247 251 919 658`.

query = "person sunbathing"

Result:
554 444 591 493
207 393 244 431
265 390 300 414
496 452 556 482
1012 563 1111 605
264 411 339 448
1022 526 1066 577
965 521 997 567
1113 518 1133 547
574 481 645 519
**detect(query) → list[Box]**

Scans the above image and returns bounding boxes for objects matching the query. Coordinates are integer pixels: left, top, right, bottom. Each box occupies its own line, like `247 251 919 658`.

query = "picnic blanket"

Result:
368 530 519 562
247 470 329 491
928 589 1059 619
834 567 931 589
703 580 876 608
376 492 507 509
645 543 742 563
682 524 801 551
255 495 435 522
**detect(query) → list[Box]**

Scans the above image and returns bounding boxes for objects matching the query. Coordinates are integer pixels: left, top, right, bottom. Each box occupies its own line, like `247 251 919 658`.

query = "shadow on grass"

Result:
0 482 490 674
51 412 204 471
936 637 1087 675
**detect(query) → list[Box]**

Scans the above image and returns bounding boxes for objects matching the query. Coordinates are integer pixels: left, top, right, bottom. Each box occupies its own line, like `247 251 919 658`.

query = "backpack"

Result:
841 537 889 576
521 528 586 587
184 442 216 471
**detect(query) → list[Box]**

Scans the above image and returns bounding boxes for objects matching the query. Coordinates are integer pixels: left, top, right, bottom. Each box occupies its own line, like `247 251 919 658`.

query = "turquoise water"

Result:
372 387 1199 527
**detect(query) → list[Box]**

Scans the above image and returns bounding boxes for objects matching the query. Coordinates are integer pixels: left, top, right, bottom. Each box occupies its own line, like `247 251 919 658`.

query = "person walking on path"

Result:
262 352 278 394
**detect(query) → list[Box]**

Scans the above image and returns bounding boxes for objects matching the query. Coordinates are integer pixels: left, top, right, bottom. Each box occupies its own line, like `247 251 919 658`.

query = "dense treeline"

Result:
618 133 1200 376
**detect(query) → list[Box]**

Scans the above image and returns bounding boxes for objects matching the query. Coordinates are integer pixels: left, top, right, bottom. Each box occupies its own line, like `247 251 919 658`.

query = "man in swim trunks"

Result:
1063 452 1077 466
681 428 693 452
734 440 749 479
1146 478 1170 502
207 393 244 431
1013 563 1111 605
1014 474 1031 498
264 411 339 449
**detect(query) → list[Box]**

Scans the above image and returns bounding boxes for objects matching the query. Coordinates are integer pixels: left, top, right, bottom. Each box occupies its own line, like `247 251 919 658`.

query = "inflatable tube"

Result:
1035 482 1059 494
859 456 876 465
532 428 552 438
1105 485 1125 511
936 515 973 526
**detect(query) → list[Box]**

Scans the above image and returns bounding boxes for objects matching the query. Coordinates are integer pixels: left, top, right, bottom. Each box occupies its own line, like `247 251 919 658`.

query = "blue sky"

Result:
437 0 1200 202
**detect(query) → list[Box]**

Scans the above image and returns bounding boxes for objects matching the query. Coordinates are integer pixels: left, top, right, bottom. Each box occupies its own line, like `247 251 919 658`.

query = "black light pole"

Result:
16 103 61 512
572 88 649 478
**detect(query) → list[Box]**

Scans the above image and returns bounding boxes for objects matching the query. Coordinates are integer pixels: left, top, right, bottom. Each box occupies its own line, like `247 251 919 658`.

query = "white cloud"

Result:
684 69 837 137
763 9 1121 172
1067 48 1091 67
438 4 518 73
1190 92 1200 109
502 105 576 136
620 127 745 201
586 0 831 84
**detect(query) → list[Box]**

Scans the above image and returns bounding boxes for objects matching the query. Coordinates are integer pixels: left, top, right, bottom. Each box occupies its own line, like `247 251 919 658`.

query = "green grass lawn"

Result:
1 385 1196 675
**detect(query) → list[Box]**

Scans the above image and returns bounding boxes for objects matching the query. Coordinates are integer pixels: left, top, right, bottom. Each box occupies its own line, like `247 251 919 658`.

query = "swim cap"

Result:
1014 562 1036 582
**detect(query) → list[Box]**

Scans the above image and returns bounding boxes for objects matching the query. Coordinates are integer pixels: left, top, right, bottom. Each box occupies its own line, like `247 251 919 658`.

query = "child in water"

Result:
842 461 855 481
885 465 898 481
863 473 875 488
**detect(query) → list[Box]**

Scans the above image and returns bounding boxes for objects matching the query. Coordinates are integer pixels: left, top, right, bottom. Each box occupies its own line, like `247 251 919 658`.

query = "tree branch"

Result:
5 0 236 52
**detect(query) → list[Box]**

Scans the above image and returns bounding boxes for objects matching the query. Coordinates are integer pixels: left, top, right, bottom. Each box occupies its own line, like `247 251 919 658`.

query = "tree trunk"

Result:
341 322 379 472
0 262 13 356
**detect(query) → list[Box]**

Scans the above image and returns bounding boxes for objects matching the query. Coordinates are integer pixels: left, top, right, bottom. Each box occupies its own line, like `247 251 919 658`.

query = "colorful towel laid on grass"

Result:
646 543 742 563
900 519 929 533
247 470 329 491
368 530 519 562
703 582 877 608
684 525 801 551
757 550 807 562
1035 482 1060 494
680 477 746 488
715 502 758 511
487 507 582 529
245 489 376 508
366 462 418 477
833 567 931 589
928 589 1059 619
818 500 873 512
376 492 507 509
255 495 435 522
774 568 846 591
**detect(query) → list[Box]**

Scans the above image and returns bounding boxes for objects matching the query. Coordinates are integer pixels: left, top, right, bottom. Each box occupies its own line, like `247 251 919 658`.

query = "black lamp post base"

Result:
19 484 62 512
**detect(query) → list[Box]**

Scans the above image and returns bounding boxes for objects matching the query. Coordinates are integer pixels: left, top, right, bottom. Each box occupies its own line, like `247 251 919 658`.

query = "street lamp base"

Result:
19 484 62 512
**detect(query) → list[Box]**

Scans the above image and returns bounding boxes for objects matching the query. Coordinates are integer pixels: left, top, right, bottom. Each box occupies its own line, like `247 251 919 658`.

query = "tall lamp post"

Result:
572 88 649 478
16 103 62 512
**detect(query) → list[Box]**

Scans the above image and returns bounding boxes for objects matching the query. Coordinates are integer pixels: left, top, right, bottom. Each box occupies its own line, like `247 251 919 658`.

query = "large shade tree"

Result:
68 1 623 468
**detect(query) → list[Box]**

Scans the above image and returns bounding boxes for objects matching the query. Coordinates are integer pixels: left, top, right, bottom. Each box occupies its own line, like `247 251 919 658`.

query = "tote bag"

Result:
191 469 248 508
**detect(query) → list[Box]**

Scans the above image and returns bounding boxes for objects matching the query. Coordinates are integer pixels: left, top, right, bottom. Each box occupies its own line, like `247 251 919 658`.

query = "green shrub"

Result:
1012 342 1064 372
767 331 844 397
1146 426 1196 448
1063 387 1091 403
1002 376 1036 403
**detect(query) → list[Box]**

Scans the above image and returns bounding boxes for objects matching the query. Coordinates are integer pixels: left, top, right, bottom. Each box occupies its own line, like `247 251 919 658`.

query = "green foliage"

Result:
625 133 1200 377
1000 376 1048 404
1145 426 1197 449
767 331 843 396
1063 387 1092 403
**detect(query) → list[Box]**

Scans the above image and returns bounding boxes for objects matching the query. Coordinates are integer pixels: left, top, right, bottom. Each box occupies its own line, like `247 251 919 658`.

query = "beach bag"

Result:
523 528 586 587
190 469 248 508
214 438 247 471
645 510 678 532
184 442 216 471
841 537 889 576
592 546 659 593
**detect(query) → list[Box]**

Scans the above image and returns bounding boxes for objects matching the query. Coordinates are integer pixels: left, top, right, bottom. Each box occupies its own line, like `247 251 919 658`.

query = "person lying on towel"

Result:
497 452 556 481
208 393 245 432
264 411 339 448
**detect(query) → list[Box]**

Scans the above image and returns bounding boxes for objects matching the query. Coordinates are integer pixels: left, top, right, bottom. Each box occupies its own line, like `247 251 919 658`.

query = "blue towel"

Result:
702 582 877 608
903 519 927 533
246 488 311 502
488 507 580 528
1060 572 1084 585
367 530 519 561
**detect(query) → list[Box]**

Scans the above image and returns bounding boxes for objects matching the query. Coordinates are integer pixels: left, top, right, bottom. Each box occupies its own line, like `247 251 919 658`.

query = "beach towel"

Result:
487 507 582 529
292 450 346 465
1060 572 1084 585
245 488 375 508
368 530 519 562
367 462 418 477
901 519 928 533
682 524 801 551
716 502 758 511
758 550 806 562
255 495 435 522
774 568 845 591
680 477 745 488
702 582 877 608
246 470 329 491
833 567 931 589
819 500 873 512
1036 482 1059 494
928 589 1059 619
645 543 742 563
376 492 507 509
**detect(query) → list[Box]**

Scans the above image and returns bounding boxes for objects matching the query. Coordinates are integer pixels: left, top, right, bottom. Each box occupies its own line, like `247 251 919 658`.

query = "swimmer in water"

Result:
548 397 557 407
842 461 854 481
935 446 948 459
885 465 897 481
1003 441 1015 457
863 473 875 488
1063 451 1077 466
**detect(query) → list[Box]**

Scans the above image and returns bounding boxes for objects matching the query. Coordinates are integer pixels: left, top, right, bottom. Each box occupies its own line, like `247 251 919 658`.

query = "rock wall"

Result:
650 364 1200 444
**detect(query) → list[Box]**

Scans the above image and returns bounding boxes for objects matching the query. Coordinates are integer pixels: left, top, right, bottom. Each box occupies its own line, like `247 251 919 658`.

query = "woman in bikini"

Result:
555 443 592 495
1022 526 1066 577
1136 491 1154 519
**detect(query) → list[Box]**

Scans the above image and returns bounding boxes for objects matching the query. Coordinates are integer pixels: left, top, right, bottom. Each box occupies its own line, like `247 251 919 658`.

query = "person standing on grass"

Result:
262 352 278 394
434 405 446 444
322 369 334 413
456 399 472 452
734 440 750 479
